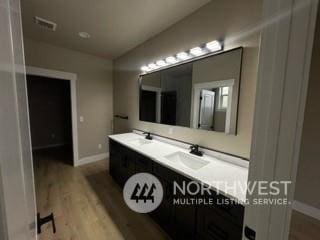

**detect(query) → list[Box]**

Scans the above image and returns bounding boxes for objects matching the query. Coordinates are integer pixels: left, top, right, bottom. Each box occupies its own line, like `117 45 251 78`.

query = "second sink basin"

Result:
129 138 153 146
165 151 209 170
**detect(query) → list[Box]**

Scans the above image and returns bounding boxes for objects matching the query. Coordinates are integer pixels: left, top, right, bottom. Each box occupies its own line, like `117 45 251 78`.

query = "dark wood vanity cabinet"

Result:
109 139 244 240
173 175 198 240
109 140 123 185
150 173 175 235
110 141 135 187
134 152 152 173
196 205 243 240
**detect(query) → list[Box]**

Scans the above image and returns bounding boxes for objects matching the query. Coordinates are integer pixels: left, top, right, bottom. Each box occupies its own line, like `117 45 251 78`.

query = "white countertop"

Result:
109 132 249 204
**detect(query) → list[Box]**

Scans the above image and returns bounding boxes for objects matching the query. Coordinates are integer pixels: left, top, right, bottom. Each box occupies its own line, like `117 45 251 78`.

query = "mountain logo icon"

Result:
123 173 163 213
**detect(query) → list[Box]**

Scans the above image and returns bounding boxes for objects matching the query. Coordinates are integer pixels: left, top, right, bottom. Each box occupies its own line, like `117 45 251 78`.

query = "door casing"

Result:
25 66 79 166
243 0 319 239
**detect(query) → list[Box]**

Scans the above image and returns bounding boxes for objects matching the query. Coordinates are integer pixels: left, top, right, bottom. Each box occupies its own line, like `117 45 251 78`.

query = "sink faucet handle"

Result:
143 132 153 140
190 144 203 156
190 144 199 150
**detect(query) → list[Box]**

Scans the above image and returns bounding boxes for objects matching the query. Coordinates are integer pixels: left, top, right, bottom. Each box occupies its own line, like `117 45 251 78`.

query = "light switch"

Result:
79 116 84 122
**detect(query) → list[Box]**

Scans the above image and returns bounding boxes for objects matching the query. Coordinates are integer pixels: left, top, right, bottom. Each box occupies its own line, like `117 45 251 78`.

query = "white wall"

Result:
23 38 113 159
114 0 262 158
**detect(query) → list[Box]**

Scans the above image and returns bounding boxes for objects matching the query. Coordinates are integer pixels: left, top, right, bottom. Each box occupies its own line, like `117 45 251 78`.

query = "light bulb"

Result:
190 47 204 56
206 40 222 52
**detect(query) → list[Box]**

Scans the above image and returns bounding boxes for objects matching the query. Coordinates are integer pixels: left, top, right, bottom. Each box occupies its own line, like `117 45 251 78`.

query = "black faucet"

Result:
190 144 203 156
143 132 153 140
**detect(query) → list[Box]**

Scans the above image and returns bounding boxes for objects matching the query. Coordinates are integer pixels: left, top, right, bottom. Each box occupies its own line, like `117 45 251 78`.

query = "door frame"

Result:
243 0 319 239
25 66 79 166
141 85 162 123
191 79 234 133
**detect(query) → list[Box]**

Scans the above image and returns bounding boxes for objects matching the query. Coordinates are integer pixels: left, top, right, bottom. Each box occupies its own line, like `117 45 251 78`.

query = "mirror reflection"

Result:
139 47 243 135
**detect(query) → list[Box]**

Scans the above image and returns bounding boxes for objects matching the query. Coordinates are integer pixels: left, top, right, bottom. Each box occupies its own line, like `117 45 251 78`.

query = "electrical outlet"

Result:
98 144 102 149
79 116 84 122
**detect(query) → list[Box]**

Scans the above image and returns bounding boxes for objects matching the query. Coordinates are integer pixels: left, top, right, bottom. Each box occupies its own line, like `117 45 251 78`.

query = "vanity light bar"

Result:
141 40 223 73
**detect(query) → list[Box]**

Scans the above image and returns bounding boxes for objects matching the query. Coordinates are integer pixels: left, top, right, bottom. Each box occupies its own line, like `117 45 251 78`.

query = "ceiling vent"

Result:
34 16 57 31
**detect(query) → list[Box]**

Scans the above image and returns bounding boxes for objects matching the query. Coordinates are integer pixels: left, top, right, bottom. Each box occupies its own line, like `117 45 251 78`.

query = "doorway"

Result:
27 75 73 165
198 89 215 130
140 90 157 122
161 91 177 125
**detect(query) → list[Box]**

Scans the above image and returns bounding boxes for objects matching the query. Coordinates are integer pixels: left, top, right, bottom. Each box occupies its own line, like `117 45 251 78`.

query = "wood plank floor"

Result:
33 148 168 240
289 210 320 240
33 148 320 240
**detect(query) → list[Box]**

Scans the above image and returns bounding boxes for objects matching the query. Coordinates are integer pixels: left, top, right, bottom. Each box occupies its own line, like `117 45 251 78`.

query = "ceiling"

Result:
21 0 210 59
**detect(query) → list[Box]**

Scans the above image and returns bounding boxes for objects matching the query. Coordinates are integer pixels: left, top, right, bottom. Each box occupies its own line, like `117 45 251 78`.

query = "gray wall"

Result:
294 8 320 209
114 0 262 158
214 111 226 132
23 38 113 159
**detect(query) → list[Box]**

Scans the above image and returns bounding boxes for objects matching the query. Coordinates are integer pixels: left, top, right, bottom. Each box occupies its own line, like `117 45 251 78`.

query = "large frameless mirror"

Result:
139 47 243 135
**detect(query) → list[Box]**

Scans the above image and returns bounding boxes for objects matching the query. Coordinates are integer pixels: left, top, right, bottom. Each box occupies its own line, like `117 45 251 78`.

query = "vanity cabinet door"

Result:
119 148 135 187
109 140 123 185
196 205 242 240
151 162 176 236
109 151 122 185
134 153 152 173
150 175 175 235
109 139 135 187
205 190 244 227
174 193 197 240
173 176 198 240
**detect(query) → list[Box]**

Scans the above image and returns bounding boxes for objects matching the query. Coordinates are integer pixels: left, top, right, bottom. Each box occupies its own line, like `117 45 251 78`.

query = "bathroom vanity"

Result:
109 132 248 240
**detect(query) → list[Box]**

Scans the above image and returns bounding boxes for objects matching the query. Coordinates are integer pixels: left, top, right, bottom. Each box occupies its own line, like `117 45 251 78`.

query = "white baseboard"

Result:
292 201 320 221
75 152 109 167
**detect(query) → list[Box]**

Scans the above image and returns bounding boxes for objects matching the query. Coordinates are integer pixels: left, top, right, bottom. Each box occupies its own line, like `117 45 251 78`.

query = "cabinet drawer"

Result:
197 206 242 240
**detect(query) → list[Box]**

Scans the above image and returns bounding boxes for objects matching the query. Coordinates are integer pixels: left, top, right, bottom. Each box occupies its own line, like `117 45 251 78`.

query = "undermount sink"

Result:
165 151 209 170
129 138 152 146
